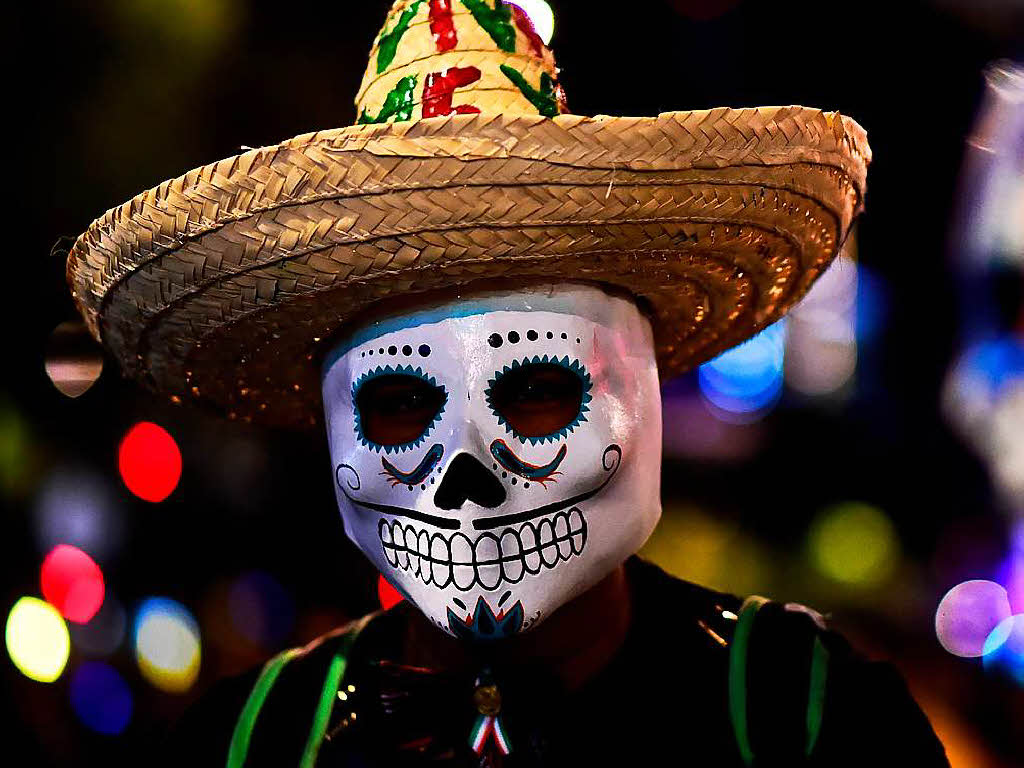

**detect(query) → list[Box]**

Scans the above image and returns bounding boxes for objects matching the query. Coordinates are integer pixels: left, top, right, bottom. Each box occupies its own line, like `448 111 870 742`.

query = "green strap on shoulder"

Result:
805 635 829 756
728 596 831 766
226 647 303 768
226 613 379 768
729 595 769 767
298 613 377 768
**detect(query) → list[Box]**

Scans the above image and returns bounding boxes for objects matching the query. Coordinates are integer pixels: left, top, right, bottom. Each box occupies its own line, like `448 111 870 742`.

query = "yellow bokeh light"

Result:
808 502 899 588
5 597 71 683
134 599 201 693
640 505 767 597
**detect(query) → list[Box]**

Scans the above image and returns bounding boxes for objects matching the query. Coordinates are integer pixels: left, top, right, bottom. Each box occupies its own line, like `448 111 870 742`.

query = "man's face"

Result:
321 285 662 639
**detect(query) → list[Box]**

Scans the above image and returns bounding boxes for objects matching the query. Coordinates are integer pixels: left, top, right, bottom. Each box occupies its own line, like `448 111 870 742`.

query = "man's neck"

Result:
402 563 633 691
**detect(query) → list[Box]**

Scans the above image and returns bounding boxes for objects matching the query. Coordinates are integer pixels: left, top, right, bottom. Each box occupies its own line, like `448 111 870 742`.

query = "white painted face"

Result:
321 284 662 640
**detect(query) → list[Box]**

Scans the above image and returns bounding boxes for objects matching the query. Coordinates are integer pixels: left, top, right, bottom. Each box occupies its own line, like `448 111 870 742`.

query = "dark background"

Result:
5 0 1022 765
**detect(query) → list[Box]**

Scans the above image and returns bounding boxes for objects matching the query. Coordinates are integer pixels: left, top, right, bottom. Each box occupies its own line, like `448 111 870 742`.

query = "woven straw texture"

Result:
357 6 562 122
67 107 869 428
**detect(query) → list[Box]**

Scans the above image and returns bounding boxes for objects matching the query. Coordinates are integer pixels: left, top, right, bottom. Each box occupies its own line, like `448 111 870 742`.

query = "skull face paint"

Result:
321 285 662 639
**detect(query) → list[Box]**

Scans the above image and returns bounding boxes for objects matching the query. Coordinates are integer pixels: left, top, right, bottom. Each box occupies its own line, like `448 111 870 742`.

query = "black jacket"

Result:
163 557 949 767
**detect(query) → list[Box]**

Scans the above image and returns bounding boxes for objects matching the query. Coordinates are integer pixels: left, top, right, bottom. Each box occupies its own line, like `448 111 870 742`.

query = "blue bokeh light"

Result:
962 336 1024 396
982 614 1024 686
228 571 295 650
699 320 787 417
69 661 133 735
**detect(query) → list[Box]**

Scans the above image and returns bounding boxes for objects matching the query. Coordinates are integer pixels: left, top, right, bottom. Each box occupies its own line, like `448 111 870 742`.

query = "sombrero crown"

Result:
356 0 567 123
67 0 870 428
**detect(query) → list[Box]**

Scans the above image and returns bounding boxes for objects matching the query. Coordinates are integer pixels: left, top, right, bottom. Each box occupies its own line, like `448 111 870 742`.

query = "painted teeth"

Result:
377 509 588 591
430 533 451 588
451 532 474 590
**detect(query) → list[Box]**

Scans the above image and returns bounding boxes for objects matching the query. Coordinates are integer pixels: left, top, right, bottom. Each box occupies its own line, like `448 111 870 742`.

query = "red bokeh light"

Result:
377 574 405 611
41 544 105 623
118 422 182 502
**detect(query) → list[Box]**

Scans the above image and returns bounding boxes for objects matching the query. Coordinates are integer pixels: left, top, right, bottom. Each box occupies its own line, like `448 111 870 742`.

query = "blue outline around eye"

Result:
351 365 448 454
484 355 594 445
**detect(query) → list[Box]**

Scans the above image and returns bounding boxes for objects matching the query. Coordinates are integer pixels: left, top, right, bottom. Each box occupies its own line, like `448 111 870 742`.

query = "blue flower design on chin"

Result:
351 364 448 454
484 355 594 445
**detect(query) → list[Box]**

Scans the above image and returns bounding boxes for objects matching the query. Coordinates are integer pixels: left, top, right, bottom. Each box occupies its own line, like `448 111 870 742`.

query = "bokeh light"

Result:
943 336 1024 506
109 0 241 59
785 253 859 397
44 321 103 398
807 502 899 588
41 544 105 624
507 0 555 45
133 598 201 693
5 597 71 683
70 595 127 657
0 400 37 498
698 320 787 420
935 580 1012 658
33 467 123 562
982 614 1024 685
640 505 767 597
118 422 182 503
661 386 764 461
228 571 295 650
378 574 405 610
70 662 133 735
998 519 1024 614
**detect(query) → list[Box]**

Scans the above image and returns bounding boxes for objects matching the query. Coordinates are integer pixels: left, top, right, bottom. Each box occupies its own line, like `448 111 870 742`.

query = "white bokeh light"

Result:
507 0 555 45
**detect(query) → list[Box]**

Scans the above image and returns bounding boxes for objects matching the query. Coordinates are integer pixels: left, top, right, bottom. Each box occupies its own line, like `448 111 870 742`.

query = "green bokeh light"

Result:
808 502 899 587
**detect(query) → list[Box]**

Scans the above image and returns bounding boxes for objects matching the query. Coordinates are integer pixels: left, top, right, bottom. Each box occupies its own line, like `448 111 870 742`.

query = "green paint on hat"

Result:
358 75 419 124
376 0 425 74
499 64 559 117
462 0 516 53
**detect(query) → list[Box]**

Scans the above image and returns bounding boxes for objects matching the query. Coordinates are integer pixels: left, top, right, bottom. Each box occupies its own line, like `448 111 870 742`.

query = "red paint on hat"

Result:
422 66 482 118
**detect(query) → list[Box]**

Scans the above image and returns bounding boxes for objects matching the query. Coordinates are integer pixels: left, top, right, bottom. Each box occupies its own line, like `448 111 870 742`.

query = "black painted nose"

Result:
434 453 506 510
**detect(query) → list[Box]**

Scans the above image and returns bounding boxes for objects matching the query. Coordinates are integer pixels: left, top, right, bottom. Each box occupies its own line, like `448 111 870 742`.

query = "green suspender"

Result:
226 613 378 768
729 595 769 766
805 635 829 757
226 648 303 768
727 596 831 766
298 616 375 768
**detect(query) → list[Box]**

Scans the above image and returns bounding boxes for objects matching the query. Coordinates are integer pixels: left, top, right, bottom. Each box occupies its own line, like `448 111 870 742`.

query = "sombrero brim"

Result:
67 107 870 428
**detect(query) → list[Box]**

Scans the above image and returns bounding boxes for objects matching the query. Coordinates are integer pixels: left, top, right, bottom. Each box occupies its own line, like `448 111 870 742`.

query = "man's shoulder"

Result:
160 613 384 768
626 557 949 766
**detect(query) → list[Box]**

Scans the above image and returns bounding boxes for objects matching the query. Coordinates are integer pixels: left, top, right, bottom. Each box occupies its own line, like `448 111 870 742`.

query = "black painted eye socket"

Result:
487 362 586 440
354 374 447 448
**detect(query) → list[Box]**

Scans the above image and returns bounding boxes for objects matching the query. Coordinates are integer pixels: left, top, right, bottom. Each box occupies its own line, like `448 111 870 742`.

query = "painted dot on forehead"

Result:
488 333 503 348
508 331 520 344
388 345 397 355
419 344 430 357
546 331 553 339
527 330 538 341
402 345 412 356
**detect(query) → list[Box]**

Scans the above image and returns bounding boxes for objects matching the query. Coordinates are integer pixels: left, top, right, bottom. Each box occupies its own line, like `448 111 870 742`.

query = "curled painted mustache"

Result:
336 444 621 531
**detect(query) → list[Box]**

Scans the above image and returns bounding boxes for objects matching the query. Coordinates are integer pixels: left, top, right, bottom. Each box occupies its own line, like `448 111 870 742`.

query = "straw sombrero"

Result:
67 0 871 429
